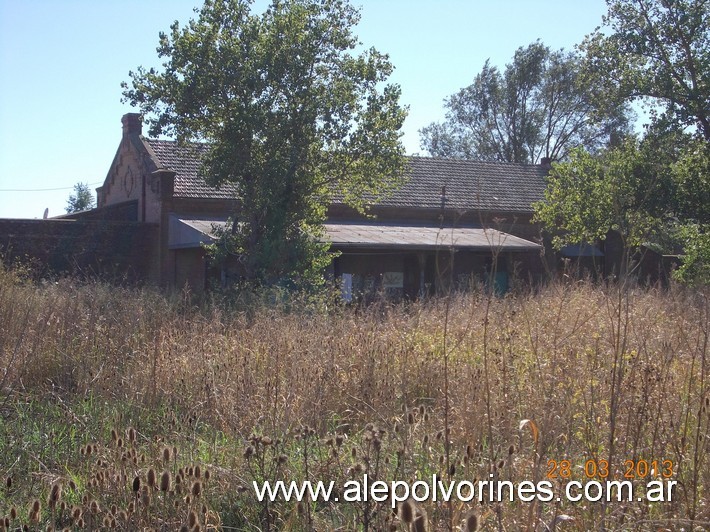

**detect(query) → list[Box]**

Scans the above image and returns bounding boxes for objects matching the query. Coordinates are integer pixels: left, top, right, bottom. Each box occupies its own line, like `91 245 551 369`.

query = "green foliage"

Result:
420 41 631 163
671 138 710 222
537 0 710 282
122 0 407 286
533 140 663 250
65 182 95 213
672 223 710 285
581 0 710 141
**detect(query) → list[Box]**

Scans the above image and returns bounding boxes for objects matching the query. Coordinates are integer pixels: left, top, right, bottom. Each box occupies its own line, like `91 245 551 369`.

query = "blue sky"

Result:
0 0 609 219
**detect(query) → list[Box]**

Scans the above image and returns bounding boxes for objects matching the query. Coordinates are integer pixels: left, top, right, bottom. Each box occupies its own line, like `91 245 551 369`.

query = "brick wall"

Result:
0 219 160 283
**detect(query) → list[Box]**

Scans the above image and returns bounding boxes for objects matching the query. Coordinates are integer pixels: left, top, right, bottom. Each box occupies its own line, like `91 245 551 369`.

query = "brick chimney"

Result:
121 113 142 137
540 157 552 172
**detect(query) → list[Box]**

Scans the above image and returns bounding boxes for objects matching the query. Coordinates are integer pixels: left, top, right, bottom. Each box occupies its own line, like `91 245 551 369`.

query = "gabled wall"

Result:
96 114 162 223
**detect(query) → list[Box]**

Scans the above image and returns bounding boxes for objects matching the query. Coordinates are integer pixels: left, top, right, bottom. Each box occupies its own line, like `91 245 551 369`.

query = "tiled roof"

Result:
145 140 546 212
375 156 547 213
146 140 237 199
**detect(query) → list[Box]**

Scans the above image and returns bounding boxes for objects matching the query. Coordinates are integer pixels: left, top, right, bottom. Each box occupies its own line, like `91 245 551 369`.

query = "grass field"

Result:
0 263 708 530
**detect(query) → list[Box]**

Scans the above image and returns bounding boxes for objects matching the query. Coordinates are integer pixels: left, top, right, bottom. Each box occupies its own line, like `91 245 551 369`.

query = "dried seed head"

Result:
127 427 136 443
449 463 456 477
90 500 99 514
413 508 429 532
163 447 171 463
419 405 425 416
194 465 201 478
160 471 171 492
243 446 254 460
400 500 414 524
147 468 156 488
508 445 515 456
204 469 210 481
408 412 415 425
31 500 41 514
188 510 198 528
132 476 141 492
464 512 479 532
192 481 202 497
111 429 118 441
5 476 11 489
49 483 62 507
10 506 17 519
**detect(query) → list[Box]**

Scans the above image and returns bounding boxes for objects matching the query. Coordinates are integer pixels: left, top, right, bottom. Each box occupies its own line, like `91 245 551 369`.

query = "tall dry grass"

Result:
0 262 708 530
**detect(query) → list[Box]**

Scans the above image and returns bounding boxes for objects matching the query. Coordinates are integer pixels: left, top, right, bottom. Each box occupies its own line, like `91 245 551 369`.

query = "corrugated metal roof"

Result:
324 223 539 251
169 217 539 252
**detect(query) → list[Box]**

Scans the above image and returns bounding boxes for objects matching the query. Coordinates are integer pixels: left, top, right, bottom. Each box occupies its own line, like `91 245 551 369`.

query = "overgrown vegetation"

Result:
1 263 708 530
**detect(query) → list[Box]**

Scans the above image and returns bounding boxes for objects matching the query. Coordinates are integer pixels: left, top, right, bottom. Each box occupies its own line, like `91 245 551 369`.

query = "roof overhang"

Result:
168 216 227 249
560 243 604 257
324 223 539 252
168 216 540 252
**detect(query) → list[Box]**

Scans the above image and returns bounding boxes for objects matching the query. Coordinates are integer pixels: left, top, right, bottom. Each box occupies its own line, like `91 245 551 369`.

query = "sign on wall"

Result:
382 271 404 289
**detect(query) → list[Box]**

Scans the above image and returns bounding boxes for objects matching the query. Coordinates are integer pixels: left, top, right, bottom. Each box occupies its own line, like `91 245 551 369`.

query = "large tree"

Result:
542 0 709 283
533 139 668 251
581 0 710 141
122 0 407 286
420 42 630 164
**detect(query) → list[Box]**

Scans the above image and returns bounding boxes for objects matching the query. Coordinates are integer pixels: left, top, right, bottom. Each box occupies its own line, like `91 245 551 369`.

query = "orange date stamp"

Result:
546 459 674 480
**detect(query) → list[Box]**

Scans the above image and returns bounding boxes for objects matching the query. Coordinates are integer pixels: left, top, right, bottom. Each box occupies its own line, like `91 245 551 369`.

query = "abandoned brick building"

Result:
5 113 628 296
91 114 549 295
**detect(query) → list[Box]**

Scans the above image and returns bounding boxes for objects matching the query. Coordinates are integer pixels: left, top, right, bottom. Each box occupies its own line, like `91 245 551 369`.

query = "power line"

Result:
0 182 103 192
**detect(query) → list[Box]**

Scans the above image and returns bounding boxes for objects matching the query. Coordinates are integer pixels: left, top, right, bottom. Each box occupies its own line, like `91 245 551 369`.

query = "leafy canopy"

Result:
122 0 407 285
533 139 664 251
420 42 630 164
65 182 95 213
537 0 710 284
581 0 710 140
